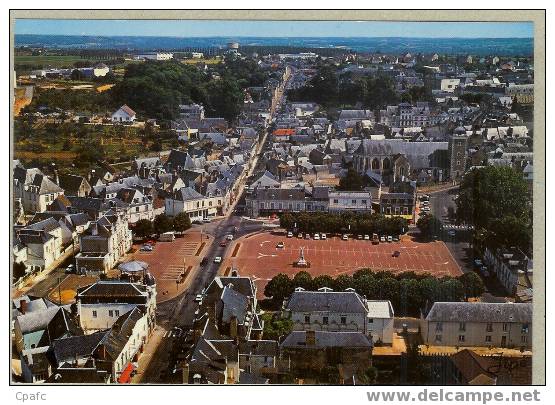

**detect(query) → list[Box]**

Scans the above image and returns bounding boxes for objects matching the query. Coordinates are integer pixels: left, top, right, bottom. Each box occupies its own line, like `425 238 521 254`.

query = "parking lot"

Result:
133 230 212 302
223 231 462 299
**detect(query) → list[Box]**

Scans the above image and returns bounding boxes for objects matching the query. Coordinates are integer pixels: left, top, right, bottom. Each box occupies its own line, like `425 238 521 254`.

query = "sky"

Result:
14 20 534 38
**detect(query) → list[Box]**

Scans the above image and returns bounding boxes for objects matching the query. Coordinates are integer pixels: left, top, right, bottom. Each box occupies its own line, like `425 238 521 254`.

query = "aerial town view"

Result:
10 14 541 387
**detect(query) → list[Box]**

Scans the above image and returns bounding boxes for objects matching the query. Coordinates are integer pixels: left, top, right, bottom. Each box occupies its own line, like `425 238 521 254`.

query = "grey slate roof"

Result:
173 186 204 201
356 140 449 169
51 331 106 366
281 331 373 348
425 302 532 323
285 291 367 314
220 286 249 324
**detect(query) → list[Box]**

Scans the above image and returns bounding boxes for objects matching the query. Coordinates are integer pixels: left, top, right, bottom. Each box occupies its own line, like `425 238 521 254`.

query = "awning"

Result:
118 363 135 384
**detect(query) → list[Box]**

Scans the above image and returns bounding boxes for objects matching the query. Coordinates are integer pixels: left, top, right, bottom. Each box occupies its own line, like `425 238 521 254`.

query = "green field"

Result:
15 55 86 68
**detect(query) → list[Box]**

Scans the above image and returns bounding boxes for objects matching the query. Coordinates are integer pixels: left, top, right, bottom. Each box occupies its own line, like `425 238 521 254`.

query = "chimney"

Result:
229 316 238 338
20 299 27 315
182 362 190 384
306 330 316 346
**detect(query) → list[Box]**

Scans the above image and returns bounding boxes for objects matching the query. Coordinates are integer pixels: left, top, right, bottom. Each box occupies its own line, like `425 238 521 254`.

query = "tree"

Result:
334 274 354 291
13 262 27 284
134 219 154 239
312 275 335 290
416 214 443 239
172 212 191 233
458 272 485 298
338 168 365 191
456 166 530 229
153 214 173 235
264 273 293 304
261 313 293 341
292 271 313 290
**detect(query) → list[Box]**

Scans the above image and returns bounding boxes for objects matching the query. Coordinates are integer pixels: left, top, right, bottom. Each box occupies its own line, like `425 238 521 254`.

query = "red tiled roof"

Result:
273 128 295 136
120 105 136 117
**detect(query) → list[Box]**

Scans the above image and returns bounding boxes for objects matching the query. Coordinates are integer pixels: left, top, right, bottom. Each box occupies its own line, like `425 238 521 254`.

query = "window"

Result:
486 323 493 332
333 199 339 204
435 335 442 342
361 200 367 204
109 310 114 317
502 323 508 332
115 310 120 317
459 322 466 332
322 316 328 325
304 315 310 324
521 323 529 334
435 322 443 332
485 335 492 342
352 200 356 204
521 335 527 343
135 207 140 212
368 318 373 323
340 316 347 325
92 310 97 318
458 335 465 342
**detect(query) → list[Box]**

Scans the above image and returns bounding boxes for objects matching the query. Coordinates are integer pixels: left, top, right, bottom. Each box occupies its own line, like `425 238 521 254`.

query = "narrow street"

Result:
133 65 291 383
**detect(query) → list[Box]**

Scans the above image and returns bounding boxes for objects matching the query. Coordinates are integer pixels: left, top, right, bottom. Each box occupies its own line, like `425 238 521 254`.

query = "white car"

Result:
194 294 203 303
213 256 222 263
364 235 370 240
387 236 393 242
313 233 320 240
287 232 293 238
226 234 234 241
342 234 348 241
380 236 386 243
321 233 327 240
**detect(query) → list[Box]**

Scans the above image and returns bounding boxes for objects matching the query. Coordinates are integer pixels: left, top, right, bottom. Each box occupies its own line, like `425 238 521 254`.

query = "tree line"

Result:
280 211 408 236
133 213 191 239
264 269 485 317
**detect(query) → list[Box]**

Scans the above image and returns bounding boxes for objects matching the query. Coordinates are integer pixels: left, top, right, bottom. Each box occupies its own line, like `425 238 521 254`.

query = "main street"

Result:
133 65 291 383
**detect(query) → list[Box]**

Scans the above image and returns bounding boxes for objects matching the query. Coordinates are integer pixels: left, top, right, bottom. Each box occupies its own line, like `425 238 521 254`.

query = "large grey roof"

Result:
285 291 367 314
426 302 532 323
356 140 448 169
281 331 373 349
173 186 204 201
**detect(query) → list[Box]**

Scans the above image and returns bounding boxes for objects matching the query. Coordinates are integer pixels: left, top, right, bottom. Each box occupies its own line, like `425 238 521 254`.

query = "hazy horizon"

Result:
15 20 534 39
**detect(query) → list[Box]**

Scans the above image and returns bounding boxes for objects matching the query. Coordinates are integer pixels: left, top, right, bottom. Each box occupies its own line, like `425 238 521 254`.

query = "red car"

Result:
220 240 228 247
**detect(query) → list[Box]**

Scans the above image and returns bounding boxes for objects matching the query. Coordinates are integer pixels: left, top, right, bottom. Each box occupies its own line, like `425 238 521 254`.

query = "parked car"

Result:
203 218 211 223
321 233 327 240
447 230 456 237
387 236 393 243
194 294 203 303
342 234 348 241
393 236 400 242
474 259 483 268
140 244 153 252
219 240 228 247
372 234 379 245
380 236 386 243
287 232 293 238
304 234 310 239
364 235 370 240
65 264 75 274
159 232 175 242
313 233 320 240
392 251 401 258
297 233 303 239
213 256 222 264
226 234 234 241
357 234 363 240
276 241 285 249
